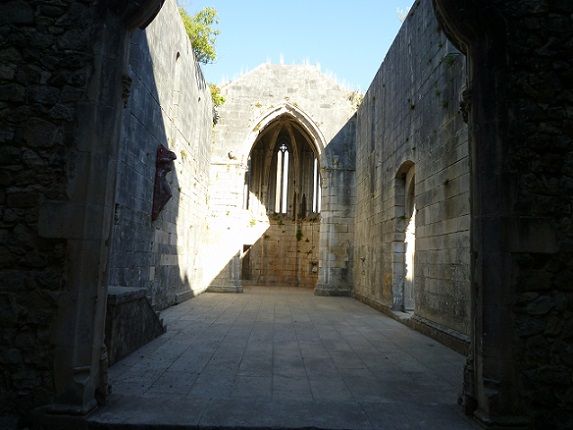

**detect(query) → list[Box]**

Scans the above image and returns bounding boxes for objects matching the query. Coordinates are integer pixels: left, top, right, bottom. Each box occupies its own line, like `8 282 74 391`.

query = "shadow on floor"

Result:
89 287 478 429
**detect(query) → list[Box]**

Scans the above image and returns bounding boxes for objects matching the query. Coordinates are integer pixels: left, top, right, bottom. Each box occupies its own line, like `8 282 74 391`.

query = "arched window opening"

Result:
403 172 416 312
392 161 416 312
243 156 251 210
245 120 321 218
312 157 321 213
275 142 290 214
171 51 182 120
241 113 324 288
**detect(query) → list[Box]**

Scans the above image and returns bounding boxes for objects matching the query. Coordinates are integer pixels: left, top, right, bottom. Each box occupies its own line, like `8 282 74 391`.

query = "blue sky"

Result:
178 0 415 91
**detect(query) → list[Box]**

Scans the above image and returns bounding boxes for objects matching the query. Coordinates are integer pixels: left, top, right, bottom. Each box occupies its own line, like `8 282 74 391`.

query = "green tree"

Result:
179 6 219 64
209 83 225 107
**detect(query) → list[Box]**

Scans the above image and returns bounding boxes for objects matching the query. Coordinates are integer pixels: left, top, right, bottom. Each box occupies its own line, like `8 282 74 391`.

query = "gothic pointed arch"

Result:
244 107 323 218
239 104 324 289
241 103 327 168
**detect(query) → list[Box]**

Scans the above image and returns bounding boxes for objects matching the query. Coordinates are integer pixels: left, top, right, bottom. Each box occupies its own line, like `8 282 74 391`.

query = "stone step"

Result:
82 393 476 430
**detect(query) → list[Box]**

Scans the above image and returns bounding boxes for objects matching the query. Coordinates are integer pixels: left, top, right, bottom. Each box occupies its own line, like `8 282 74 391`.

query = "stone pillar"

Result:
42 17 130 415
315 168 355 296
206 158 247 294
33 0 166 417
0 2 135 417
434 0 573 427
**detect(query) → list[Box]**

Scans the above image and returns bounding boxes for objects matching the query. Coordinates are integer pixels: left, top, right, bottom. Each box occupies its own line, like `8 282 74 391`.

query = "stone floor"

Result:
89 287 478 429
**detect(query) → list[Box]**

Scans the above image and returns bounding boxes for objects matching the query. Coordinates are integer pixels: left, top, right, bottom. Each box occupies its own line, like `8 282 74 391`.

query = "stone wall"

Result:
0 0 131 416
495 1 573 426
244 218 320 288
0 0 211 418
318 162 356 296
107 0 213 310
433 0 573 426
208 64 357 294
3 0 570 426
104 287 166 366
353 0 470 337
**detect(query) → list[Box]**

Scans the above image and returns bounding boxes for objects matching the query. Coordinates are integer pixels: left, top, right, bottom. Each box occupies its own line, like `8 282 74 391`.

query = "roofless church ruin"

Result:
1 0 572 428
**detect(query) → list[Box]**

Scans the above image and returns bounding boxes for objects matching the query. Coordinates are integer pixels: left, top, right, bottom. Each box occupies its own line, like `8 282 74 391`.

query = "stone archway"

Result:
240 103 327 169
241 104 356 297
38 0 168 416
241 111 323 288
11 2 568 428
392 161 416 312
431 0 522 424
432 1 572 427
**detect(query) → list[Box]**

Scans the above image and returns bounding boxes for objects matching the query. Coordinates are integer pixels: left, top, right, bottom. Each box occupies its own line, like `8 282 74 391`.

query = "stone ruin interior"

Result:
1 0 572 429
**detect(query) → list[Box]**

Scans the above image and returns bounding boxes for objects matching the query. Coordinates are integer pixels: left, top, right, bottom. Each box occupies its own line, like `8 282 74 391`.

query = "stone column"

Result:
434 0 573 427
47 20 130 415
36 0 167 416
315 168 355 296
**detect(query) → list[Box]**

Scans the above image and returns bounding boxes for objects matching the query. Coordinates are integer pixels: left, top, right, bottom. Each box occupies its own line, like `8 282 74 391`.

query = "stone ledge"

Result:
409 314 470 355
314 285 352 297
107 286 146 305
175 289 196 304
354 292 469 355
207 285 244 293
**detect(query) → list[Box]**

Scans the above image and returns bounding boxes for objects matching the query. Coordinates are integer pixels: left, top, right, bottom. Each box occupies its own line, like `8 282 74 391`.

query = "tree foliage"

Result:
209 83 225 107
179 6 219 64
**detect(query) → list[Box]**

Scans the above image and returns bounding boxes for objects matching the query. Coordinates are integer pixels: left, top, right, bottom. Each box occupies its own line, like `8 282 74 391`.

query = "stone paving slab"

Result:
89 287 478 429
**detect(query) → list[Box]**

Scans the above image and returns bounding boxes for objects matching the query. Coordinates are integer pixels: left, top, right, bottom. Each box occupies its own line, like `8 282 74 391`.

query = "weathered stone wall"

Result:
495 1 573 427
0 0 210 418
318 163 356 296
3 0 570 426
244 218 320 288
104 287 166 366
208 64 357 294
353 0 470 336
433 0 573 426
107 0 213 310
0 0 130 416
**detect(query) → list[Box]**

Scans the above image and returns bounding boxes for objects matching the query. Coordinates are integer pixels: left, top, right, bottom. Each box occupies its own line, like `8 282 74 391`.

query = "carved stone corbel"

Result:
151 144 177 221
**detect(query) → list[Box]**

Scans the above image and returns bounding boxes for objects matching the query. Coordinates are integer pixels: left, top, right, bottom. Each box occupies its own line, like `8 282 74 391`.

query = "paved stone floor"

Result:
89 287 478 429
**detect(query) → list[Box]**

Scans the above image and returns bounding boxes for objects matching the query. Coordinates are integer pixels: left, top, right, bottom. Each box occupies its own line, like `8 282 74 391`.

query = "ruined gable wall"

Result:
208 64 357 293
107 0 213 310
213 64 357 166
354 0 470 337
